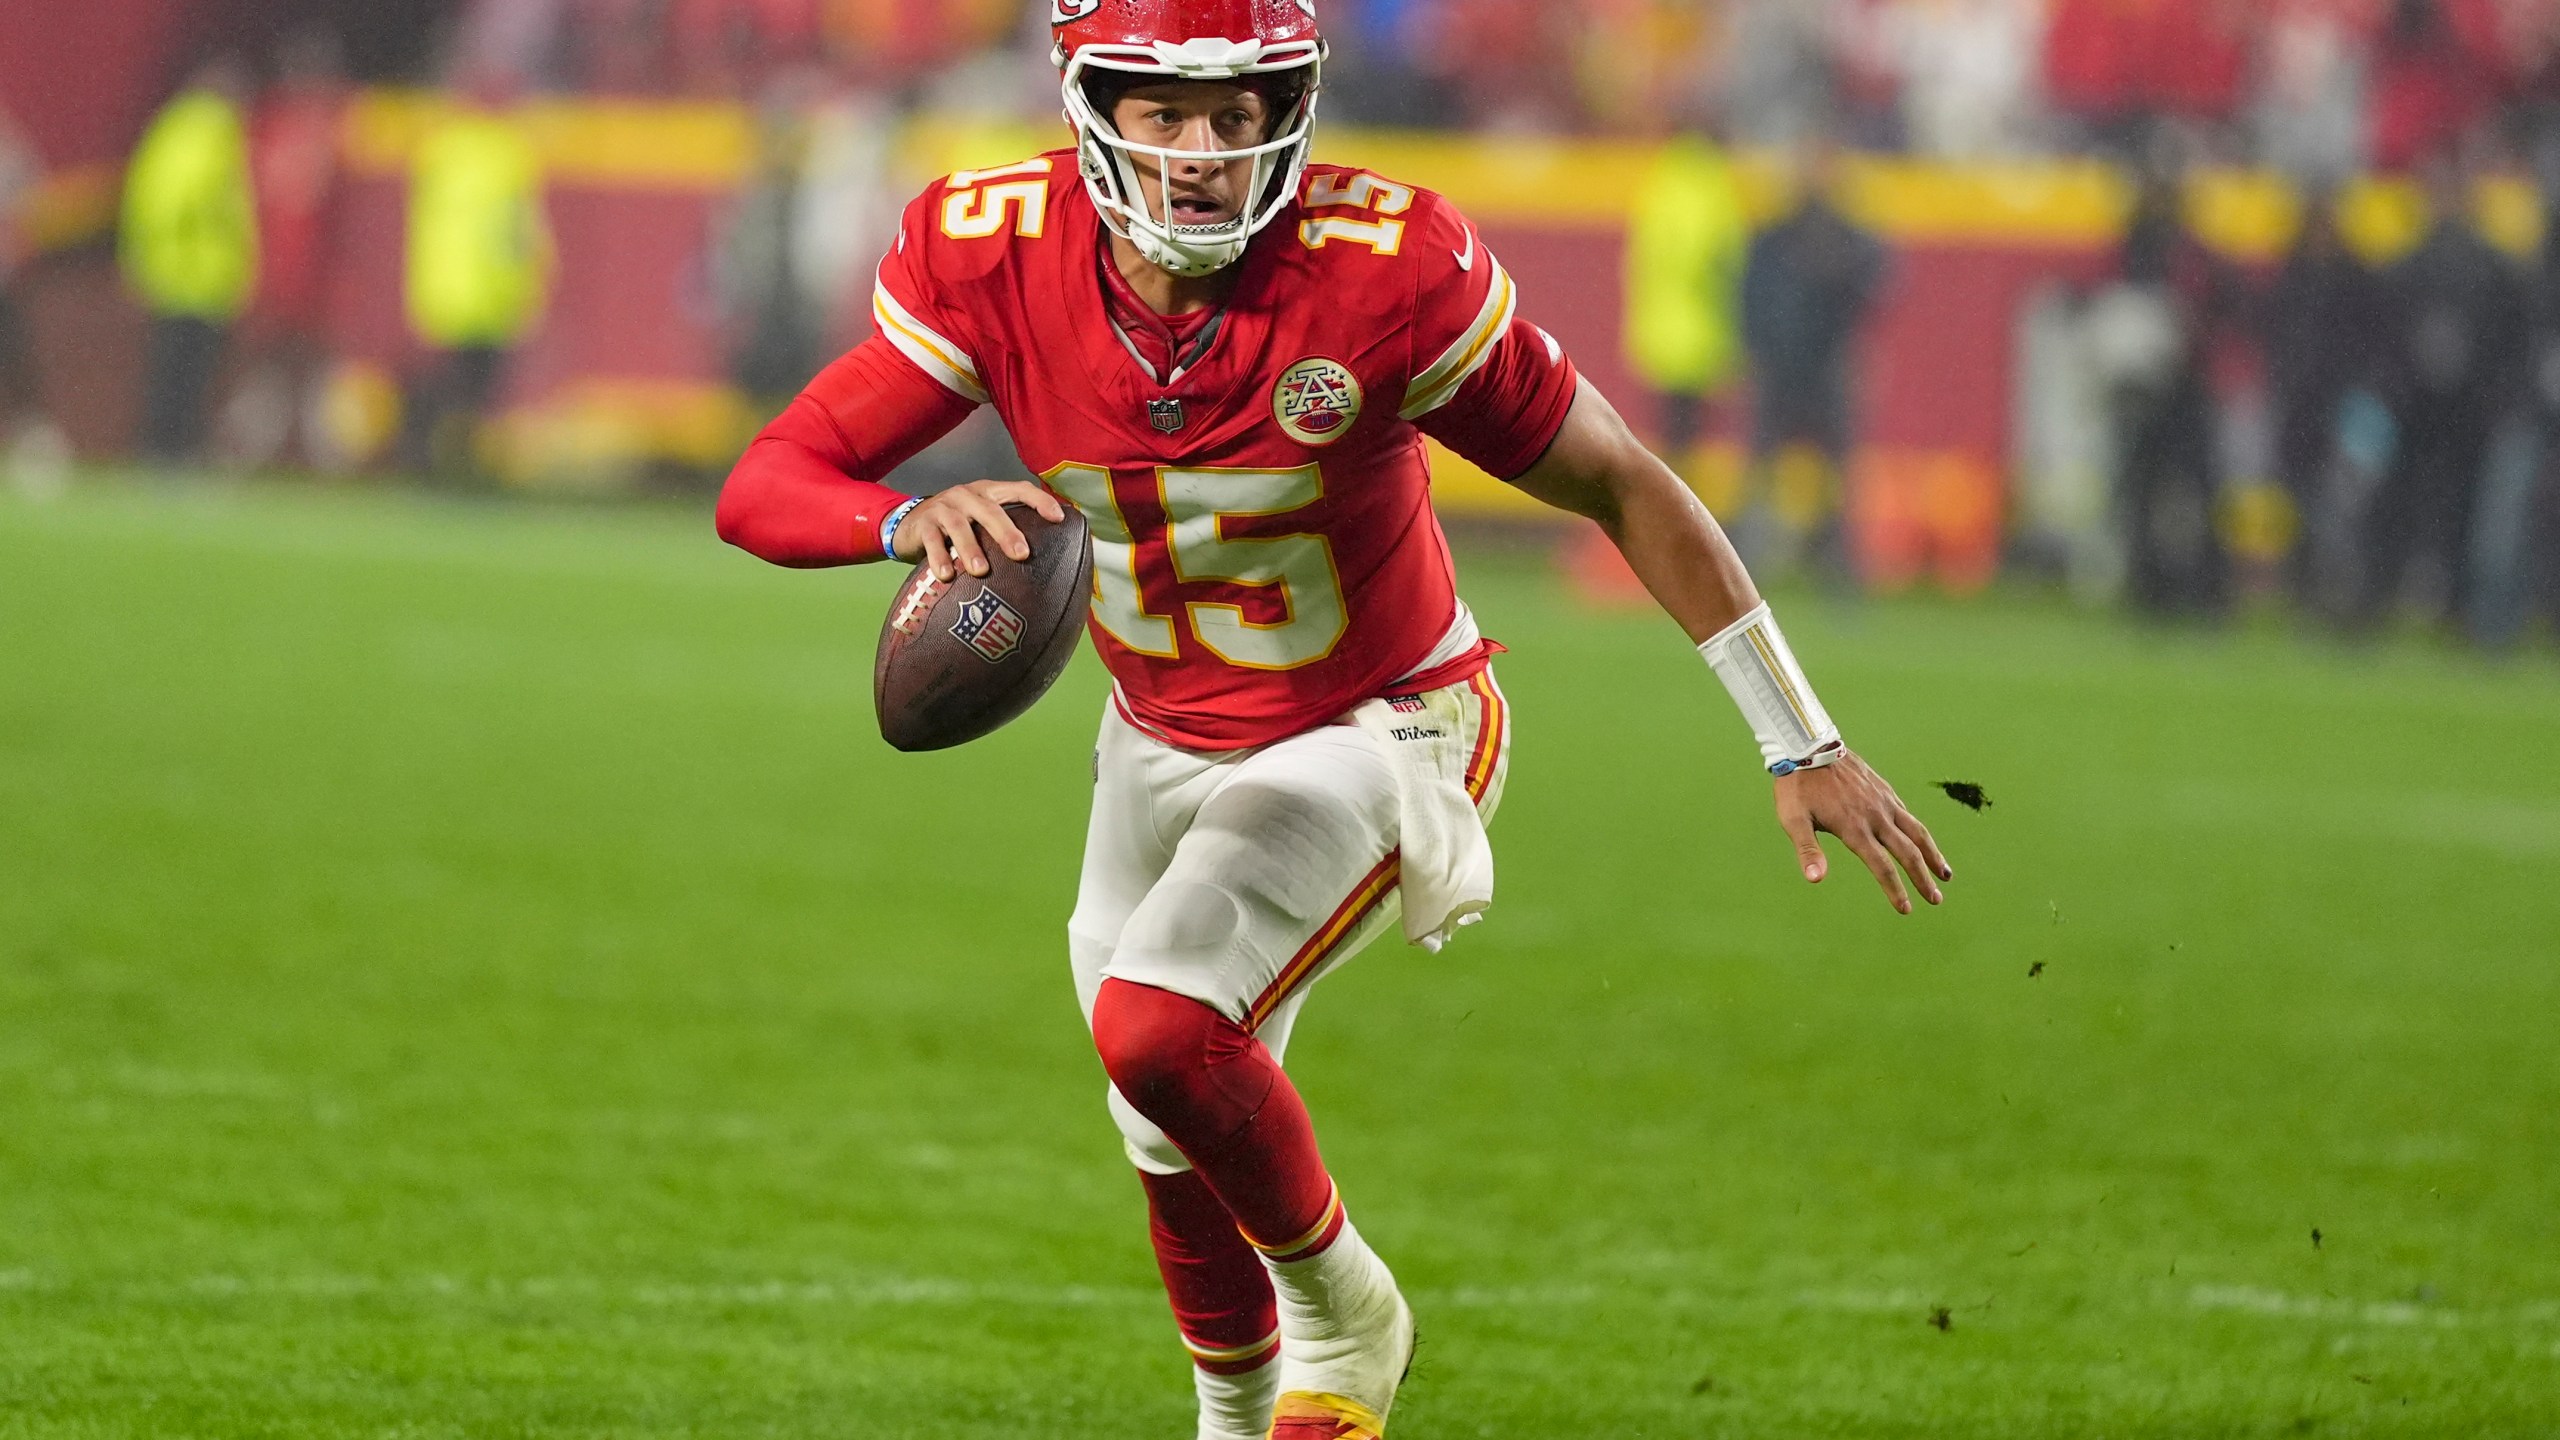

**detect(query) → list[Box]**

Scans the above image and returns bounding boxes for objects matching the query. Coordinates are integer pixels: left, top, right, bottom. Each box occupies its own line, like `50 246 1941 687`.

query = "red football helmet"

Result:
1052 0 1325 276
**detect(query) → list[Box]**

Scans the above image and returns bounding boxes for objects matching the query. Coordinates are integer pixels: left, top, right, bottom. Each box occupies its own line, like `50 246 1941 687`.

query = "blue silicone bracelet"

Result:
880 497 923 560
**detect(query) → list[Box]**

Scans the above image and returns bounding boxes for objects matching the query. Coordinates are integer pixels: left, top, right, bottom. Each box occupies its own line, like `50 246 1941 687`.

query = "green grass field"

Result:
4 480 2558 1438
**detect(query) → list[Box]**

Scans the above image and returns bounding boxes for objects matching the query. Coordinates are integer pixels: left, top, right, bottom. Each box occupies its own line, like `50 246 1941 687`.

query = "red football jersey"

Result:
822 153 1576 750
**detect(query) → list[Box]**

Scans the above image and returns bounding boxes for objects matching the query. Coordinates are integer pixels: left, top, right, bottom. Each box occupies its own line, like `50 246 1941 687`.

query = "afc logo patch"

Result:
1272 356 1362 447
950 587 1027 663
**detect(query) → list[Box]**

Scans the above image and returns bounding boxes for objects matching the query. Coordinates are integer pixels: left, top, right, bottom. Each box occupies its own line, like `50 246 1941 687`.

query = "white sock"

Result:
1194 1353 1281 1440
1260 1213 1411 1417
1263 1213 1397 1344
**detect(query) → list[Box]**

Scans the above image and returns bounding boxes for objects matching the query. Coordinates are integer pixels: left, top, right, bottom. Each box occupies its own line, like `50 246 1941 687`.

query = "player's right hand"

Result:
893 480 1068 582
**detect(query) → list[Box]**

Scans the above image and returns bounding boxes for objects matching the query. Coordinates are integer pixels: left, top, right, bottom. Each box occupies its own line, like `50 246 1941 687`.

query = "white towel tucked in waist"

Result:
1349 687 1494 953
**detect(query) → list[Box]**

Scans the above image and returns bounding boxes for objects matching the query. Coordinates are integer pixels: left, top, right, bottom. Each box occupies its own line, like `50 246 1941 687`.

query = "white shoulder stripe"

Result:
1402 255 1517 420
872 274 988 405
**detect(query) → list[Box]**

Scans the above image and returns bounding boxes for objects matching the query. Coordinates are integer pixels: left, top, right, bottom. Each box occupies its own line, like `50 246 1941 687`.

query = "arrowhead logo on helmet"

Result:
1055 0 1327 280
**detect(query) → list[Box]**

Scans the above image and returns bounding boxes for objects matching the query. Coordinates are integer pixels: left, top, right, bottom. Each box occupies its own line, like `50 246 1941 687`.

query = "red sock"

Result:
1093 978 1339 1253
1139 1168 1279 1371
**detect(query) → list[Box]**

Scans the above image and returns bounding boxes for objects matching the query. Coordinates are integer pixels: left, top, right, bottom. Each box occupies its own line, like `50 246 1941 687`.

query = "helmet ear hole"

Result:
1244 85 1305 144
1259 76 1310 122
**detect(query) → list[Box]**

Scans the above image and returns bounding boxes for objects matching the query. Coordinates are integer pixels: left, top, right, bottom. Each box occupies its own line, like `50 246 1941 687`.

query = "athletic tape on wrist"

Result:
1698 602 1844 776
880 497 923 560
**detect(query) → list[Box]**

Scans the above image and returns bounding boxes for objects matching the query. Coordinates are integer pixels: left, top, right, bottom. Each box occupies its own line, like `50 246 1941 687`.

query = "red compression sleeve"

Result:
715 335 979 567
1414 317 1581 481
1140 1168 1281 1370
1091 978 1339 1254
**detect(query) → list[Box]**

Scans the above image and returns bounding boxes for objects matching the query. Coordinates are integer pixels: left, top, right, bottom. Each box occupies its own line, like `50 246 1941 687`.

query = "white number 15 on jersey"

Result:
1043 463 1349 672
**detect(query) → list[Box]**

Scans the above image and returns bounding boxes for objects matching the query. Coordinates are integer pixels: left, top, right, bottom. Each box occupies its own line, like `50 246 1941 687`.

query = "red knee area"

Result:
1092 979 1275 1149
1095 979 1337 1253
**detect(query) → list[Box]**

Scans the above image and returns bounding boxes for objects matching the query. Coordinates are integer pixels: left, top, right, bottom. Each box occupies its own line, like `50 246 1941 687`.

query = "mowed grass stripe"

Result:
6 1267 2559 1339
3 481 2557 1437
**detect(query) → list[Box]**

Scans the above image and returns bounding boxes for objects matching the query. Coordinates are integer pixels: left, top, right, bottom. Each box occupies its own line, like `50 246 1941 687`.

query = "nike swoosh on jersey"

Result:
1453 229 1476 271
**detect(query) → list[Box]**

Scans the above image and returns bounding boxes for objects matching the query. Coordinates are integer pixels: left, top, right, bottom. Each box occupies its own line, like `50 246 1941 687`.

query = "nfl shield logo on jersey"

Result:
950 587 1027 664
1273 357 1362 447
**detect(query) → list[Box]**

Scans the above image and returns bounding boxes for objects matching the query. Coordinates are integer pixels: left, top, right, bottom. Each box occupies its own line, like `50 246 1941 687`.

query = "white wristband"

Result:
1698 602 1844 776
880 497 923 559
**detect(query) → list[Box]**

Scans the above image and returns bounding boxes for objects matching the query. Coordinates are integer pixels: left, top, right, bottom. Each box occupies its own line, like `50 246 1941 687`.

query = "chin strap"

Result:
1082 145 1253 276
1698 602 1845 777
1136 230 1243 278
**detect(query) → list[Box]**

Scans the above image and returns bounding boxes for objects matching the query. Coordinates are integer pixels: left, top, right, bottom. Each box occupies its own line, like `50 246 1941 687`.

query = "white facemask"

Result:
1060 37 1323 278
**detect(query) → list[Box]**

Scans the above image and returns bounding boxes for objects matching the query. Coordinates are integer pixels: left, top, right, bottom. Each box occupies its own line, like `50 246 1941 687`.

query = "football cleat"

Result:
1269 1389 1388 1439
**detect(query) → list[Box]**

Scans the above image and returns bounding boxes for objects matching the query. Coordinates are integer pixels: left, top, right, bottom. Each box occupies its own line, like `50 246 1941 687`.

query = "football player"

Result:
717 2 1952 1435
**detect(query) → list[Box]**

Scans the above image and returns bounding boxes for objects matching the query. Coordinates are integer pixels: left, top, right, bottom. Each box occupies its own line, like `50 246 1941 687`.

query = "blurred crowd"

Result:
9 0 2560 648
425 0 2560 173
1626 123 2560 647
2045 140 2560 647
36 38 554 485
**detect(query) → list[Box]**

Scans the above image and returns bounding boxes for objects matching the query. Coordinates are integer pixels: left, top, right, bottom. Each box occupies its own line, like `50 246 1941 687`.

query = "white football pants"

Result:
1068 674 1510 1174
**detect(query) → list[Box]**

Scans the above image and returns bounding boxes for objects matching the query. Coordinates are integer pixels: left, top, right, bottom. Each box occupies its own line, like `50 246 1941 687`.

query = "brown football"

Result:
873 502 1095 752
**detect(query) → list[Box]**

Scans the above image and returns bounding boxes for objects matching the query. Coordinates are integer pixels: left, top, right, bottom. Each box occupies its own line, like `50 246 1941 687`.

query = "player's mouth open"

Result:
1170 195 1233 225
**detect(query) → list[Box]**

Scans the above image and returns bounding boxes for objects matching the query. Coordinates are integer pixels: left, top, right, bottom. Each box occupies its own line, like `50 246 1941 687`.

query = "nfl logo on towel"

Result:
950 588 1027 664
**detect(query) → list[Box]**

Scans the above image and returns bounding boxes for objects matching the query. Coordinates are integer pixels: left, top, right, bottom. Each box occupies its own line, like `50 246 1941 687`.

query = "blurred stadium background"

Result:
8 0 2560 629
5 2 2560 1436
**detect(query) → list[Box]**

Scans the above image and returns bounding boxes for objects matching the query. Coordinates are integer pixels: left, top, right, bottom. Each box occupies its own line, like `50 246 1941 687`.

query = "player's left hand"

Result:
1775 751 1951 915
